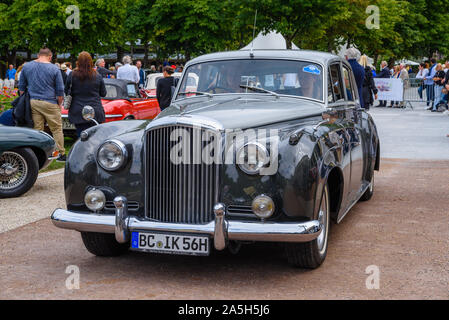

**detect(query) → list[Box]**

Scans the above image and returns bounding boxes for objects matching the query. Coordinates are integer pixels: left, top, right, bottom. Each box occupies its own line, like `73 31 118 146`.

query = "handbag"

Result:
63 75 73 110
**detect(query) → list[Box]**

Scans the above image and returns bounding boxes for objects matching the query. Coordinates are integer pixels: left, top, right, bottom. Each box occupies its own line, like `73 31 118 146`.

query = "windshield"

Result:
104 84 118 98
176 59 323 101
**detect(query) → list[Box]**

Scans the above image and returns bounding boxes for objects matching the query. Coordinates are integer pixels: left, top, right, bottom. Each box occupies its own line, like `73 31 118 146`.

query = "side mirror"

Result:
82 105 99 125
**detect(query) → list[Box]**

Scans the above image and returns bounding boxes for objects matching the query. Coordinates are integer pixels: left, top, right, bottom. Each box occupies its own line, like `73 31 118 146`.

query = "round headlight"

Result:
252 195 275 219
236 142 270 175
97 139 128 171
84 188 106 211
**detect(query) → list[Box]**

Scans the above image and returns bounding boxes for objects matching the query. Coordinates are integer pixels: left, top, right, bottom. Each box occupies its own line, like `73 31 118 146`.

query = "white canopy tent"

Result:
396 59 420 66
241 31 300 50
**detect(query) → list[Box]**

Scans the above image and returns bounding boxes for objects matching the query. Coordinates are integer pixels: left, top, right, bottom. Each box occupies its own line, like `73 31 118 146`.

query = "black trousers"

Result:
75 122 96 137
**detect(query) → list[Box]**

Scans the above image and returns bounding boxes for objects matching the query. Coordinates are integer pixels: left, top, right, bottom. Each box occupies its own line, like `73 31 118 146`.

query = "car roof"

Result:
104 78 136 88
186 49 342 67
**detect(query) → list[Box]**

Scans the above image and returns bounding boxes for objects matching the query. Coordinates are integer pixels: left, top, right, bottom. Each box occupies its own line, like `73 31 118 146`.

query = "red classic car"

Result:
62 79 160 135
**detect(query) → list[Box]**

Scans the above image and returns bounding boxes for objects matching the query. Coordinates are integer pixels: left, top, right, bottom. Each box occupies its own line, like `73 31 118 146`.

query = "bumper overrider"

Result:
51 196 322 250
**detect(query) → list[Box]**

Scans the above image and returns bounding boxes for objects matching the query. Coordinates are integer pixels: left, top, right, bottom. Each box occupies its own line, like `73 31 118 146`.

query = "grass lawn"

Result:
39 137 76 173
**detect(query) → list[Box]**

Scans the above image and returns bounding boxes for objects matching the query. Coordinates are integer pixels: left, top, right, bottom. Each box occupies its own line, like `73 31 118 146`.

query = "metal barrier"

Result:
403 78 426 110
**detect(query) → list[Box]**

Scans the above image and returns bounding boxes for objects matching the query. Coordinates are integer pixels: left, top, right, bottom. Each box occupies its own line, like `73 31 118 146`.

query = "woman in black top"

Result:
156 66 176 110
359 55 378 110
65 51 107 136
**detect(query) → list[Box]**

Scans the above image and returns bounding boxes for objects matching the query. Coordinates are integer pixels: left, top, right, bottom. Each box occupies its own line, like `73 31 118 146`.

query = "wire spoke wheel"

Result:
0 151 29 190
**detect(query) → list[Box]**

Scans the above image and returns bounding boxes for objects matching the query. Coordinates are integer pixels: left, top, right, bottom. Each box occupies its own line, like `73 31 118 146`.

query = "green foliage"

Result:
0 0 448 66
0 0 130 58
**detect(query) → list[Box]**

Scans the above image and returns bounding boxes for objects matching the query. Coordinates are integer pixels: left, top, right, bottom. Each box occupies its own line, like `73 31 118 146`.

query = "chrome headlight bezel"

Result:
236 141 270 175
97 139 128 171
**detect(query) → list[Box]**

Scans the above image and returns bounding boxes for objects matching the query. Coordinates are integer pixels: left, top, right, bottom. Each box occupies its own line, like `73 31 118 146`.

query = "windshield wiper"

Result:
239 85 279 98
178 91 213 98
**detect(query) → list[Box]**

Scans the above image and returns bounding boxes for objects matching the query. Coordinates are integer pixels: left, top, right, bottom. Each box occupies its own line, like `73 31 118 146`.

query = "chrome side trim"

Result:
336 181 371 224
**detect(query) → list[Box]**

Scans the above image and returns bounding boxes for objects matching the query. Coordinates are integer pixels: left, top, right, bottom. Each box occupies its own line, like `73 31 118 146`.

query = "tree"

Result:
149 0 234 60
123 0 156 67
239 0 343 49
1 0 129 63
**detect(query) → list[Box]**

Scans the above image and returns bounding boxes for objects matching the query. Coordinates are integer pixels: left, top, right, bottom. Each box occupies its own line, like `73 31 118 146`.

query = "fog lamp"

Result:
252 195 275 219
84 188 106 211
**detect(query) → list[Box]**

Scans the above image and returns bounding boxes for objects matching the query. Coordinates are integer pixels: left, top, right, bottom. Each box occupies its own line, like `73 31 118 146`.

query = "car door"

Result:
341 63 365 203
327 62 353 214
127 83 158 119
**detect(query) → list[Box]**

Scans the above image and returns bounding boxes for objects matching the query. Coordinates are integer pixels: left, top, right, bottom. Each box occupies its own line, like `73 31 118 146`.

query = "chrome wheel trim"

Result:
369 175 374 193
317 186 329 256
0 151 29 190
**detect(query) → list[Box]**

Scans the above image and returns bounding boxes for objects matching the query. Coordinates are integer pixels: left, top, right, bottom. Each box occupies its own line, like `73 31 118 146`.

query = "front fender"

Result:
64 120 149 216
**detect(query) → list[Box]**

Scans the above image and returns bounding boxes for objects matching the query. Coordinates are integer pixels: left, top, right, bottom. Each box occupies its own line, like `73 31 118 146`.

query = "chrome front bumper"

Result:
51 197 322 250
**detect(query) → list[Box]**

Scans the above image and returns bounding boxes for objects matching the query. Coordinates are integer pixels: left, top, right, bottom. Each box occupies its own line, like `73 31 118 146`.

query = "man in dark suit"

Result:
95 58 116 78
375 61 390 107
345 47 365 109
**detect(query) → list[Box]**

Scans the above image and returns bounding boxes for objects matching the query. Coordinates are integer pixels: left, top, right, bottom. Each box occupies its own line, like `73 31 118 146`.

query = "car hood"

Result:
155 95 326 129
60 99 125 115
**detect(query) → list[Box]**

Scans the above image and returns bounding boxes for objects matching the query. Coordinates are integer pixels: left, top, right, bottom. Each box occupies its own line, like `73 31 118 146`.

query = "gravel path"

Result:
0 169 65 233
0 159 448 299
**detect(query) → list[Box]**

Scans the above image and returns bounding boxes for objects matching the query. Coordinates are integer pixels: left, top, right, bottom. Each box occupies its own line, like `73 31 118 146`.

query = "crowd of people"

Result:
345 47 449 112
2 46 448 149
416 59 449 111
0 48 183 152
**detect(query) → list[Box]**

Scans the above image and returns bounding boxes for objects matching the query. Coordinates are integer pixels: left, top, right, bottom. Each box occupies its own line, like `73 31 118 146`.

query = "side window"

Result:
105 85 118 98
342 66 355 102
328 74 334 103
127 84 137 98
329 64 344 102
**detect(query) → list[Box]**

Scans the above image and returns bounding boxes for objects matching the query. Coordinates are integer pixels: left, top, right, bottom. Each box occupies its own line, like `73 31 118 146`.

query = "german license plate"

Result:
131 231 210 256
62 118 75 130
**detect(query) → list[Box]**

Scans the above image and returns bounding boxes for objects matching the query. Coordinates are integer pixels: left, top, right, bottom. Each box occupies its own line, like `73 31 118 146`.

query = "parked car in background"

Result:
144 72 198 97
61 78 160 136
52 49 379 269
0 125 55 198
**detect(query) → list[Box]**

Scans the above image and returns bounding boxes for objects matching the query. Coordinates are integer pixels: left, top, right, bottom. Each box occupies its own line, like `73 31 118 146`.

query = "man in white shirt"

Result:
416 62 429 100
64 62 72 75
116 55 140 84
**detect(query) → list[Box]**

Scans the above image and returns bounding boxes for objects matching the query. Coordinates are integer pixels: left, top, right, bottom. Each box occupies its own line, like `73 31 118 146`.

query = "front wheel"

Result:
0 148 39 198
81 232 129 256
284 184 330 269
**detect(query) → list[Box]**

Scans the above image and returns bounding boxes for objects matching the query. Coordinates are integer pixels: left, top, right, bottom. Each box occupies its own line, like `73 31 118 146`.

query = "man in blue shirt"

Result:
424 58 437 109
345 47 365 109
0 109 15 126
136 60 145 88
5 64 17 81
19 48 66 161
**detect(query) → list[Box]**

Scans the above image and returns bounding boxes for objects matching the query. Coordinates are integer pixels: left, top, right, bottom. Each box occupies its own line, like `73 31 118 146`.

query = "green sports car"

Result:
0 125 56 198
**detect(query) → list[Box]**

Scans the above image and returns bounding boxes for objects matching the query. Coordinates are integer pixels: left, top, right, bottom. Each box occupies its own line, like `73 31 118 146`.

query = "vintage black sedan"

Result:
0 125 56 198
51 50 380 268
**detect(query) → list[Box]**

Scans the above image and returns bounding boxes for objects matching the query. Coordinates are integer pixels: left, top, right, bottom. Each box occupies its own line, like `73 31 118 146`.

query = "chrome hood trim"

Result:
145 114 225 132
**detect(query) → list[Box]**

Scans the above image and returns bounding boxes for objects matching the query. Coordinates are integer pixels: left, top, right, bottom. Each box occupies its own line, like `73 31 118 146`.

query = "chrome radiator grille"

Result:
146 125 220 224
